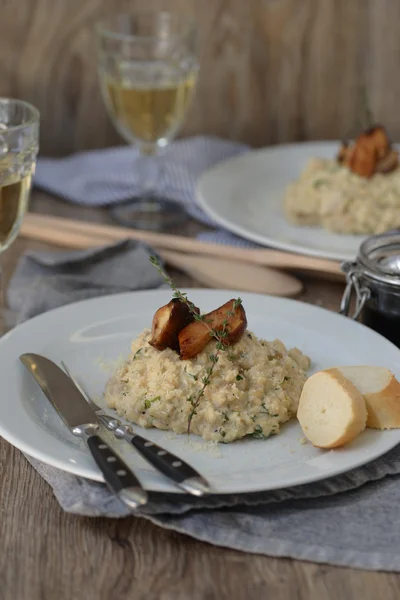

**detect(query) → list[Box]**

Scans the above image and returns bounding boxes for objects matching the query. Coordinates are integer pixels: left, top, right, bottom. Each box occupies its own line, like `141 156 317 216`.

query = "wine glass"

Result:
96 12 198 230
0 98 39 330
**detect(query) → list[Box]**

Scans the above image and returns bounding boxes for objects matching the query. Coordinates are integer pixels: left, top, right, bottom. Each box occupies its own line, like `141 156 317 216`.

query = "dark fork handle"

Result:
86 435 148 508
97 413 210 495
129 433 209 494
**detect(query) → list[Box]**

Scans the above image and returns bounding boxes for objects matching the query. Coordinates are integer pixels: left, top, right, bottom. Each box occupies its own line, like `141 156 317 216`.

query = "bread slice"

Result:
335 366 400 430
297 369 367 448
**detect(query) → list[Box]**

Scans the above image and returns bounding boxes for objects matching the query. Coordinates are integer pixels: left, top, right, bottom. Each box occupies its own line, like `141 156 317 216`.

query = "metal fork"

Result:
61 362 211 497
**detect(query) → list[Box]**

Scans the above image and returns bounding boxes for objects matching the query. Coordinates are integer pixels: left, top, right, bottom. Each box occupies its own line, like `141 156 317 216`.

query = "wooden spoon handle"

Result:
20 217 302 297
20 216 304 296
21 212 343 278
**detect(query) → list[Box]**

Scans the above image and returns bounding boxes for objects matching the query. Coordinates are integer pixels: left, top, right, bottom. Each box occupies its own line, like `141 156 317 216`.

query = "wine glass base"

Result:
109 196 189 231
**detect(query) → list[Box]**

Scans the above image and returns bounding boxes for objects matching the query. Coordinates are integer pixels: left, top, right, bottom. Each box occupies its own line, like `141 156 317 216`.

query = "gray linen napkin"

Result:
8 240 164 322
8 240 400 572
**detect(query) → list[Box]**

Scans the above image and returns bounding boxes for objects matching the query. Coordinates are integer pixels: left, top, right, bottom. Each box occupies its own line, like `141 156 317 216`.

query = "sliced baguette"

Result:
297 369 367 448
335 366 400 430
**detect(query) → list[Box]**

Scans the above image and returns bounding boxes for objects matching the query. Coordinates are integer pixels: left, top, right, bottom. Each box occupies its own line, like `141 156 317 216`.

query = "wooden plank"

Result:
2 437 400 599
1 0 398 154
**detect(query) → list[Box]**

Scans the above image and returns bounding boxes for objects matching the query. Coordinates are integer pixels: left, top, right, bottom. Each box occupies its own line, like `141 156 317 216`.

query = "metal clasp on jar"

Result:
340 261 371 320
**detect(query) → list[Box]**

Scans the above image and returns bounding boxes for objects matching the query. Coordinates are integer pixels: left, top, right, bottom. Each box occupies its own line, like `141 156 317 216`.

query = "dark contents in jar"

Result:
362 305 400 348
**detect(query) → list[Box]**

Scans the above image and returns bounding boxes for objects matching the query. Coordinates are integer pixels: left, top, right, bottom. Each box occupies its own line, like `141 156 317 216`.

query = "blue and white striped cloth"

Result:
34 136 259 247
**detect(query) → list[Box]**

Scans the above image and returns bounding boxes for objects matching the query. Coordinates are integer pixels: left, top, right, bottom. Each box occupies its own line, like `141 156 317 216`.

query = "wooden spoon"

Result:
22 213 343 278
20 217 302 296
20 214 304 296
161 250 303 297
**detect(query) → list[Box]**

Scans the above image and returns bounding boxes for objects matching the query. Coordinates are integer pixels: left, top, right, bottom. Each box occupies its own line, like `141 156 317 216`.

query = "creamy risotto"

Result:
105 328 310 443
284 157 400 234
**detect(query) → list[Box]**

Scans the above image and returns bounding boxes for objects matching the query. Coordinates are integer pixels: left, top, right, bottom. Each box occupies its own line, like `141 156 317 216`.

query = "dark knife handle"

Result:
86 435 148 508
129 434 210 495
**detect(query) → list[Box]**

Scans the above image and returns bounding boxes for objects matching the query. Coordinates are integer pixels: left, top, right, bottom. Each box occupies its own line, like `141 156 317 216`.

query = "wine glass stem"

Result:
109 141 186 230
137 144 162 200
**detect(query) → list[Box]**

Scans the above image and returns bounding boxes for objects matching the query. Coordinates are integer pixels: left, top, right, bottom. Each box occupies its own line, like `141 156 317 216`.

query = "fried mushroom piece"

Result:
368 125 390 159
149 299 199 352
178 299 247 360
348 132 377 178
337 125 398 177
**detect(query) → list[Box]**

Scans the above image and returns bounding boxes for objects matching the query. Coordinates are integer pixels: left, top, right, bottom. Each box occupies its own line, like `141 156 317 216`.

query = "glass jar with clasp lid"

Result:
340 231 400 347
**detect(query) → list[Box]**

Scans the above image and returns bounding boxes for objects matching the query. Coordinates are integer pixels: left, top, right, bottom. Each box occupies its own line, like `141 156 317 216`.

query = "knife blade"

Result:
20 353 148 509
61 361 211 497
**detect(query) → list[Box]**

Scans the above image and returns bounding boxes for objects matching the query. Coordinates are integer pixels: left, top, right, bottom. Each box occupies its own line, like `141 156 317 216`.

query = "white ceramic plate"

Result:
1 289 399 495
197 141 368 262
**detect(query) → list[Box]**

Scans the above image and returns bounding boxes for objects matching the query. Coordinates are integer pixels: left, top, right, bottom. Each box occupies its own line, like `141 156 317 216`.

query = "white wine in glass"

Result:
0 98 39 328
96 12 198 230
0 157 33 249
104 64 196 146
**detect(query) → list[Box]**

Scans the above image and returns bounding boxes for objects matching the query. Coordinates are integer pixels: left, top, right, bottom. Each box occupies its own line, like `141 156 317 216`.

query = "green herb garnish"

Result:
144 396 160 409
312 179 327 188
249 425 269 440
184 368 198 381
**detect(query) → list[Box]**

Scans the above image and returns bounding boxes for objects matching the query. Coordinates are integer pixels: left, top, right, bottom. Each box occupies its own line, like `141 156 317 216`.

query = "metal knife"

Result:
20 353 148 509
61 361 211 497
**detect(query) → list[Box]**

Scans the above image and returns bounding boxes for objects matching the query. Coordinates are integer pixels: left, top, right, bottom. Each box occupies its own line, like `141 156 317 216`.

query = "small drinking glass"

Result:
96 11 198 230
0 98 39 328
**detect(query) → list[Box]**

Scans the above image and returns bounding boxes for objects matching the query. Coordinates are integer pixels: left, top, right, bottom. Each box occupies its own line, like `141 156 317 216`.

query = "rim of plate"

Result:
196 141 368 262
1 288 400 495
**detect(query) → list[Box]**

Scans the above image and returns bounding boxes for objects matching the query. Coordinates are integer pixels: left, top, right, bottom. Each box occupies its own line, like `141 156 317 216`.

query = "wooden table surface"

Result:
1 191 399 600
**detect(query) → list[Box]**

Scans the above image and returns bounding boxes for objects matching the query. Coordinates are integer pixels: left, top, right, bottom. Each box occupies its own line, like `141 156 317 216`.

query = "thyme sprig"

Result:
150 256 242 434
150 255 202 321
